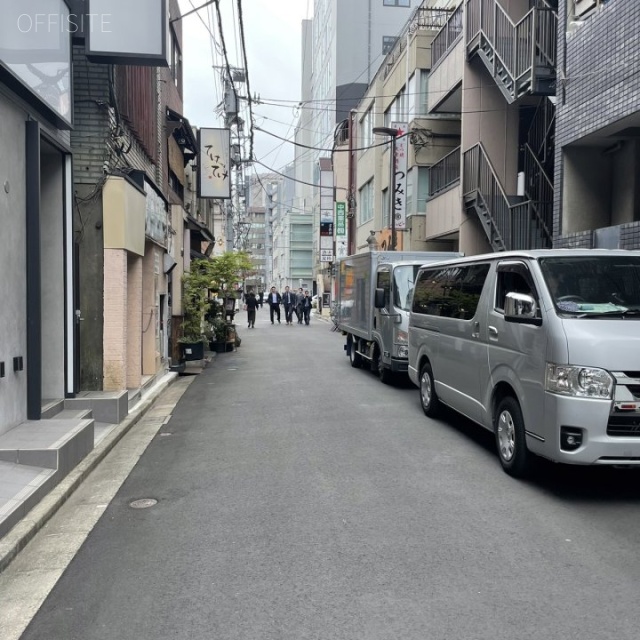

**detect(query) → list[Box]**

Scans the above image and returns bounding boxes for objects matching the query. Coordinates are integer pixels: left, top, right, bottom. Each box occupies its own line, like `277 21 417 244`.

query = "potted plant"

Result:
208 316 228 353
178 259 211 361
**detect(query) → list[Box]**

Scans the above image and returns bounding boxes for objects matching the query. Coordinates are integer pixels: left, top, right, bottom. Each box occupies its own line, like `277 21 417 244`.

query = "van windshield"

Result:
394 265 421 311
539 256 640 317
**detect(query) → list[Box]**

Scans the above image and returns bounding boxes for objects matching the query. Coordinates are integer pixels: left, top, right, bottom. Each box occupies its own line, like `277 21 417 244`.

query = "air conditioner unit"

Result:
574 0 597 18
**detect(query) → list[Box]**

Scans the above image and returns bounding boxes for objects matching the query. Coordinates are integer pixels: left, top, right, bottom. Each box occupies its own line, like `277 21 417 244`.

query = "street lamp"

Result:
373 126 400 251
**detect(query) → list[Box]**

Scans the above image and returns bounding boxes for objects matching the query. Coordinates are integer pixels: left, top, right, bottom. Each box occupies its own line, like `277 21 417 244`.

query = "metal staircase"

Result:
466 0 557 103
463 143 552 251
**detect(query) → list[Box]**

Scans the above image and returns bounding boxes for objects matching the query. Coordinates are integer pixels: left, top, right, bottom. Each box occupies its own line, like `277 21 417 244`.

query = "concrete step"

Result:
0 418 95 472
41 399 65 419
50 408 93 421
65 390 128 424
0 417 95 538
0 460 56 539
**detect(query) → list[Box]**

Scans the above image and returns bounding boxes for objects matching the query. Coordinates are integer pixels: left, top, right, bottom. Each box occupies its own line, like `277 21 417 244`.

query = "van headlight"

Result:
545 364 614 399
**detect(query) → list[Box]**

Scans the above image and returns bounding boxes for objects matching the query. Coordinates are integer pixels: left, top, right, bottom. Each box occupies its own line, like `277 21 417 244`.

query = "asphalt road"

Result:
14 308 640 639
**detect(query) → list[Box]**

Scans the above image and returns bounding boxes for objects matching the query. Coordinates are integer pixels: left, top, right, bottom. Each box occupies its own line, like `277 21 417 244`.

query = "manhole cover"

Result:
129 498 158 509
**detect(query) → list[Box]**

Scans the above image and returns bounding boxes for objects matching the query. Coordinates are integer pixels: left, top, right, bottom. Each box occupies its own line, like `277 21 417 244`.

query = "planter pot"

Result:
180 341 205 361
210 341 227 353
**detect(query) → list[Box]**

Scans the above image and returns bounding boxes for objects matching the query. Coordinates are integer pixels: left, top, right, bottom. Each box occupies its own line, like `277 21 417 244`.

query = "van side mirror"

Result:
504 292 542 325
374 288 386 309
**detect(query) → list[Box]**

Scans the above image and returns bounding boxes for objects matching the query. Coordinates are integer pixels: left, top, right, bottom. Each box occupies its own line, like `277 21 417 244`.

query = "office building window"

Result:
382 36 398 55
359 180 374 223
384 0 410 6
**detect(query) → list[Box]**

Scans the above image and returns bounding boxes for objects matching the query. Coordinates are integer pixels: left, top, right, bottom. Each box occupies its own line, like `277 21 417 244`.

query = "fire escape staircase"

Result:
463 141 553 252
466 0 557 103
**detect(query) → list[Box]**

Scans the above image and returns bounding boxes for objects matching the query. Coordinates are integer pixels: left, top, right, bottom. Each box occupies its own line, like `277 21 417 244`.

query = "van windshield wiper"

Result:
581 309 640 319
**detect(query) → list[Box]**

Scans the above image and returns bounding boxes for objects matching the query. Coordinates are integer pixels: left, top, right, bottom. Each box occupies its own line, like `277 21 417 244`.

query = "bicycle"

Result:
329 302 339 332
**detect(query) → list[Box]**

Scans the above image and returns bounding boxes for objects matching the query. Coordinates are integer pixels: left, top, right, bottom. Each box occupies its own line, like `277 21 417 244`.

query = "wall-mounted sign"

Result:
197 128 231 199
335 201 347 259
391 122 408 231
0 0 72 128
86 0 170 67
145 179 168 247
319 161 334 263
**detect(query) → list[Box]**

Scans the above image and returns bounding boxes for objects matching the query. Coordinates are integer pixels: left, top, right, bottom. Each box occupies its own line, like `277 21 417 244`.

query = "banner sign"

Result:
198 128 231 199
319 162 334 262
391 122 408 231
335 201 347 259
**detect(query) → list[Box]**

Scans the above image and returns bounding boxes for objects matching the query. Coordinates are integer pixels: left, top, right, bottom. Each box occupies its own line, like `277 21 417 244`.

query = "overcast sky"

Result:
178 0 313 173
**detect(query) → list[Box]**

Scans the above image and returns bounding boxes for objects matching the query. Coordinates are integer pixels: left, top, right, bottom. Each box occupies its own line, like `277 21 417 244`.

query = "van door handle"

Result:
488 325 498 338
472 321 480 338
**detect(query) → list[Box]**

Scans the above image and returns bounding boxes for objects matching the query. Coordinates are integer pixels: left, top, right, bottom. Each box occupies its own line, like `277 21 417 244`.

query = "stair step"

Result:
49 408 93 421
65 390 128 424
0 418 94 471
0 460 56 539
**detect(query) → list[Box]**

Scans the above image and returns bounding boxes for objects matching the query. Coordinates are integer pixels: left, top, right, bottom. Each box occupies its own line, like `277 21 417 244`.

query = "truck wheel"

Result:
374 346 392 384
419 362 441 418
348 337 362 368
494 396 533 478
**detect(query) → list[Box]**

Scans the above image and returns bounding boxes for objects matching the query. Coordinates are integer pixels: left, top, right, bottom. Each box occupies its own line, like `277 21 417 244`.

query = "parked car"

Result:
311 295 318 309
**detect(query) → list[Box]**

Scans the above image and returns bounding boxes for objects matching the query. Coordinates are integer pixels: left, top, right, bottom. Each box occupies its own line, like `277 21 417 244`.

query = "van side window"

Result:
413 264 489 319
377 269 391 307
495 264 538 312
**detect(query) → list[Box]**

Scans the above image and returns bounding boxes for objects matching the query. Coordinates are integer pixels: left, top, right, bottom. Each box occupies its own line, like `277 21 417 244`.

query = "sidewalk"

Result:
0 366 194 574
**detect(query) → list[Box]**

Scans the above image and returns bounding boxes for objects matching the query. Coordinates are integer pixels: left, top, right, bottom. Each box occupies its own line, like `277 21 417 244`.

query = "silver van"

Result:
408 249 640 477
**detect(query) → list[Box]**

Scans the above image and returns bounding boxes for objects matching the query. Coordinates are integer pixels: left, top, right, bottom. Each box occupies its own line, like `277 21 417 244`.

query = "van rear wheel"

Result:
419 363 441 418
494 396 532 478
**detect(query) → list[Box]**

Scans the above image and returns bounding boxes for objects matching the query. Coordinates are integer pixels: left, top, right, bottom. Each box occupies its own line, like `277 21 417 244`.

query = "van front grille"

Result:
607 415 640 437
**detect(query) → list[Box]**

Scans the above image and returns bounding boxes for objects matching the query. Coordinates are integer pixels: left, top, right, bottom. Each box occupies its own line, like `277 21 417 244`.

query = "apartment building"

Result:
298 0 415 293
426 0 557 255
554 0 640 249
350 2 461 255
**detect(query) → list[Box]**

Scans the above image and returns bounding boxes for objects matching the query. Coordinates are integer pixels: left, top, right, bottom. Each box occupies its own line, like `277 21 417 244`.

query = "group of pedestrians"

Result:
244 286 313 328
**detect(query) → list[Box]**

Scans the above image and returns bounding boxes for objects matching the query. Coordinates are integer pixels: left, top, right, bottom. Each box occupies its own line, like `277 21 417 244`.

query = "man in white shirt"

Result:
268 286 282 324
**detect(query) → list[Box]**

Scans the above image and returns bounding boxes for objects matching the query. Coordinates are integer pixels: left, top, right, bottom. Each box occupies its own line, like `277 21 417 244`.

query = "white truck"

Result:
336 251 461 383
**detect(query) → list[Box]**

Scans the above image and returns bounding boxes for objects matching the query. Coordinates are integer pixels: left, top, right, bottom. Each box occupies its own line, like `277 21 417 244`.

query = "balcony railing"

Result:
431 3 464 68
428 146 461 198
466 0 557 101
379 5 452 80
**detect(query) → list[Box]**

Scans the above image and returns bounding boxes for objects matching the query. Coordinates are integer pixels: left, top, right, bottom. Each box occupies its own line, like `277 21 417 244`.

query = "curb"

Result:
0 373 178 575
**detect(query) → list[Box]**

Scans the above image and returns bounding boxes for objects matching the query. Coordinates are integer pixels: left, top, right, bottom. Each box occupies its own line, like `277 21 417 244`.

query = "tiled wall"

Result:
554 0 640 244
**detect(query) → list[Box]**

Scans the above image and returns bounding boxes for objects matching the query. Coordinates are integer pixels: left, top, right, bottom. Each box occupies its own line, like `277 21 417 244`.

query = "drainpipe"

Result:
347 109 356 256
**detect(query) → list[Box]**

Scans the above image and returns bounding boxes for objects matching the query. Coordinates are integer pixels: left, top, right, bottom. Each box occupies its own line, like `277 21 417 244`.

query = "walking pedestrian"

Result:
282 286 296 325
244 290 259 328
301 290 313 325
295 287 304 323
257 290 264 308
267 286 281 324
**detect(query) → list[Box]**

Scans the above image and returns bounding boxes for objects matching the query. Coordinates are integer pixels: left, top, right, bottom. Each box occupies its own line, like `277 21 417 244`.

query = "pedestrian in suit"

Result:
301 290 313 325
282 286 296 325
245 290 259 328
295 287 304 323
267 286 281 324
257 290 264 308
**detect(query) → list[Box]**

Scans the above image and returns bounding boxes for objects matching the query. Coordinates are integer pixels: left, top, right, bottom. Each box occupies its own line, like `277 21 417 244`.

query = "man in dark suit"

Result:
281 286 296 325
267 286 281 324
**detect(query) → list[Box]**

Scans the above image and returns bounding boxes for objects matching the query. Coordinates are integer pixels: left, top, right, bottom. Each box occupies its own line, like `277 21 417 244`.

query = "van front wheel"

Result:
419 363 441 418
494 396 532 478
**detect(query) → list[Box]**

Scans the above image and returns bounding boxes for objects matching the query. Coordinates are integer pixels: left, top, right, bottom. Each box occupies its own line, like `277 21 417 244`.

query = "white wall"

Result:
0 96 28 434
